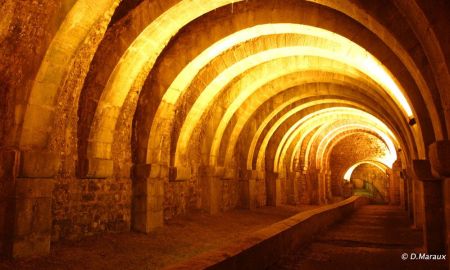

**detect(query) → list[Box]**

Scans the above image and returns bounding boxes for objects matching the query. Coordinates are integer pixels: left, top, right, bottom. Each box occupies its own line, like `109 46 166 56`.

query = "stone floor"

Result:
0 205 316 270
271 205 448 270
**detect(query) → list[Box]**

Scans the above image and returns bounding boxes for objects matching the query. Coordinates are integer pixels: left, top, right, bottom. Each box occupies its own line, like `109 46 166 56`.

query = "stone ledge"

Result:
413 160 439 181
15 178 54 198
132 163 168 180
77 158 113 179
164 196 369 270
169 166 191 181
19 151 60 178
429 140 450 177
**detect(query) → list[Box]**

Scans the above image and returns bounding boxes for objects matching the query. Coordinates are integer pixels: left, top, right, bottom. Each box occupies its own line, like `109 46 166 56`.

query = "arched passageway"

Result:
0 0 449 268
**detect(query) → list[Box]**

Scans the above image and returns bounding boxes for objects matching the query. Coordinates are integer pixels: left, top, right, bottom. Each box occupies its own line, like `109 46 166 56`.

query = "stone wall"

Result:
329 133 389 196
52 178 131 241
351 164 389 203
164 178 201 221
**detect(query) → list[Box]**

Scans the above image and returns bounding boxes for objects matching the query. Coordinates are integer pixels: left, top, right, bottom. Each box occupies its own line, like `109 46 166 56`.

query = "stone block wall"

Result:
52 178 131 241
221 179 239 211
164 178 201 221
351 164 389 202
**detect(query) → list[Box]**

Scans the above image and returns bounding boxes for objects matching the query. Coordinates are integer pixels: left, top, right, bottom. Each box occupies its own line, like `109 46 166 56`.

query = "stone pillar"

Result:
317 170 328 204
308 169 320 204
265 171 280 206
287 171 299 205
11 179 54 258
256 170 266 207
277 171 287 205
0 150 18 256
199 166 222 214
325 170 332 200
404 169 415 221
412 170 425 229
131 163 166 233
413 159 446 254
77 157 113 179
429 141 450 257
298 167 310 204
389 160 401 205
7 151 59 258
240 169 257 209
399 170 406 209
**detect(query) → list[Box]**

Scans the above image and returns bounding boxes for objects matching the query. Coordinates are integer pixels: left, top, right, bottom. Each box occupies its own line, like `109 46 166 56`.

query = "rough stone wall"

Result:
52 178 131 241
351 164 389 202
0 0 77 250
329 133 389 196
0 0 75 147
221 180 240 211
164 177 201 221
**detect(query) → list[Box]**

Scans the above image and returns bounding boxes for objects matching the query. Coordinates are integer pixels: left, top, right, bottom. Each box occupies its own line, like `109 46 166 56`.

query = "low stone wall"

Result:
165 196 369 270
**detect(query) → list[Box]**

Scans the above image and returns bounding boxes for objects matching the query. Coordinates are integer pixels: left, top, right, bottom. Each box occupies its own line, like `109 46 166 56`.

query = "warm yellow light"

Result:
343 160 388 181
315 124 396 167
220 76 364 168
173 41 413 165
271 108 399 173
21 0 118 148
255 106 365 171
246 101 356 170
284 119 397 174
86 16 414 161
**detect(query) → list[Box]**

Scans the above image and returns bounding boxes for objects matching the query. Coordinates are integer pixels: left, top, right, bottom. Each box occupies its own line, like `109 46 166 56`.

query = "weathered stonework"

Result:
52 177 131 241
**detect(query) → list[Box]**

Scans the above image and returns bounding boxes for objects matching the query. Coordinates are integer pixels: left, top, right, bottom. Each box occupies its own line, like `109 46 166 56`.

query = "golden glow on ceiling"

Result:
246 101 355 170
255 106 370 171
174 43 411 166
220 75 371 168
343 161 388 181
84 19 413 162
270 107 399 173
314 124 396 169
21 0 117 148
283 121 395 174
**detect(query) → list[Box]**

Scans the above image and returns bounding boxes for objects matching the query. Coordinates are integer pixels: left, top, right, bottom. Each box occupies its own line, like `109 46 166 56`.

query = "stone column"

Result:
256 170 266 207
429 140 450 257
8 151 59 258
411 169 425 229
12 178 54 258
287 171 299 205
131 163 166 233
325 170 332 200
298 167 310 204
277 171 287 205
399 170 406 209
404 169 415 221
413 159 446 254
239 170 257 209
389 160 401 205
77 157 113 179
199 166 222 214
0 150 18 256
317 170 328 204
265 170 281 206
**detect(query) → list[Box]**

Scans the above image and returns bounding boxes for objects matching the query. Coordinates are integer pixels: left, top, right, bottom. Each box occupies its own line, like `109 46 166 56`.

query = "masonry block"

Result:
169 166 191 181
131 179 164 233
429 140 450 177
11 178 54 258
19 151 60 178
77 158 113 178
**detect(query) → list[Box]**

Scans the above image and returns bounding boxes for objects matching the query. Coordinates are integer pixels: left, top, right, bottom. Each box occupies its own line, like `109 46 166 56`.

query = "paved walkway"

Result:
271 205 448 270
0 205 317 270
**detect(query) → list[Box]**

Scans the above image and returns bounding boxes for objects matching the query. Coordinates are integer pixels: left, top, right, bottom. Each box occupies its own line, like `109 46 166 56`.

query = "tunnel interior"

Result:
0 0 449 268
